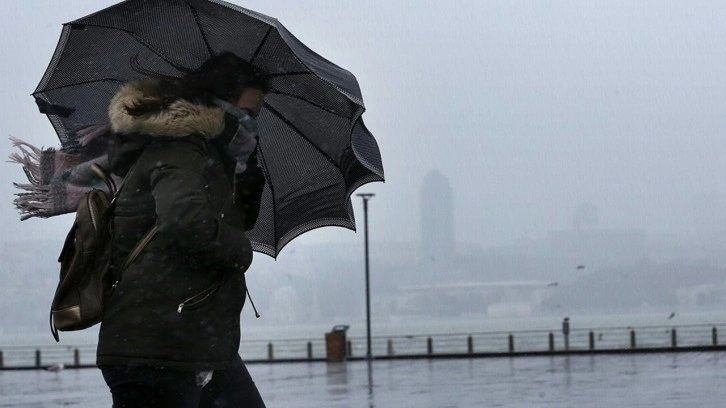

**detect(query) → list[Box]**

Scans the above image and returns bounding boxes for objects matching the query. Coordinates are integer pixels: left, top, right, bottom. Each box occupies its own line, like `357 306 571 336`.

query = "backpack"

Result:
50 162 156 342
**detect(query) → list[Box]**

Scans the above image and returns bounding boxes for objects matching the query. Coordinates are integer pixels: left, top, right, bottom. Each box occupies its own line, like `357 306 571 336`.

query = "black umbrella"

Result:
33 0 384 257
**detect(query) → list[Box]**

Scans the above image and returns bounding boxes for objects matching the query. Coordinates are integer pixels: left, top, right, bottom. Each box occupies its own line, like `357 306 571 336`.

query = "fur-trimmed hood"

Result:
108 80 226 139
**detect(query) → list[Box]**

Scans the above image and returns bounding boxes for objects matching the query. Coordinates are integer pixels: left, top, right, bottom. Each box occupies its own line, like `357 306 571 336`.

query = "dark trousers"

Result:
101 354 265 408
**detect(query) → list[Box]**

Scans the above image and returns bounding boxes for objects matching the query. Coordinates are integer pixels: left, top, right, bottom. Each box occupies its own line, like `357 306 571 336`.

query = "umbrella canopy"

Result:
33 0 384 257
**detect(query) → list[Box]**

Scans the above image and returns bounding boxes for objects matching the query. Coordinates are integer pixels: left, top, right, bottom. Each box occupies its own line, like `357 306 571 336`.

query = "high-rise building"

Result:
420 170 455 262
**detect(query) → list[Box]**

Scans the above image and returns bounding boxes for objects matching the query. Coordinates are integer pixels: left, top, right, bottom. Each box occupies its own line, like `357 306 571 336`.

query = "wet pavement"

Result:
2 352 725 407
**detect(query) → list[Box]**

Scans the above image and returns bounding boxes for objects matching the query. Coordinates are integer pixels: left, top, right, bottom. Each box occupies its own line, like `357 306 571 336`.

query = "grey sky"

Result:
2 0 726 252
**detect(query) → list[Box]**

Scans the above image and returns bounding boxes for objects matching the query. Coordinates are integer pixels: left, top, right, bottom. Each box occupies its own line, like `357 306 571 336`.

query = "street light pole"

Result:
357 193 375 361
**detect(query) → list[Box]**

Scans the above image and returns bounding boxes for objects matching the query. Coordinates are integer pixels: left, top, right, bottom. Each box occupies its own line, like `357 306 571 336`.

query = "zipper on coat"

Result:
177 282 221 313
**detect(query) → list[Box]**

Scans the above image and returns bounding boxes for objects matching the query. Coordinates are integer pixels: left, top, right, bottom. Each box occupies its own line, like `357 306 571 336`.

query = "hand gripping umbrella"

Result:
29 0 384 257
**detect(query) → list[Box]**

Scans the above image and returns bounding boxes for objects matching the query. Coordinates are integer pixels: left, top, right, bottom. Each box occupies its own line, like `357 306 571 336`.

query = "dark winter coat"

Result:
96 80 264 370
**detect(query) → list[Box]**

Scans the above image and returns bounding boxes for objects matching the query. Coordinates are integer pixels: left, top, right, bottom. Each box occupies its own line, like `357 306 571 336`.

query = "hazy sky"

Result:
2 0 726 253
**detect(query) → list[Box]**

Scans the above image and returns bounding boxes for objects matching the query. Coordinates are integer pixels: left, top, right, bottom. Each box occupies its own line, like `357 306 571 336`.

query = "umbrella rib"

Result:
264 102 340 171
267 72 364 109
266 90 349 119
31 78 125 95
67 23 192 73
186 2 215 57
251 27 273 64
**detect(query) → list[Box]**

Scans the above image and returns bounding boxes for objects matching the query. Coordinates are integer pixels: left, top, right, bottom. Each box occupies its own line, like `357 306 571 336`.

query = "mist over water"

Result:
1 0 726 369
2 3 726 407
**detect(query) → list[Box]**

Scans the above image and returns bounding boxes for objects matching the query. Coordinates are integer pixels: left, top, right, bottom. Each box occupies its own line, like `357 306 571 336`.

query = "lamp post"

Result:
357 193 375 361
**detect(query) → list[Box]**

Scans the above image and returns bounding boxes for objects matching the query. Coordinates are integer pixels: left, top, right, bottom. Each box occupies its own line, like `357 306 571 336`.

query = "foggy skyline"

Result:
2 1 726 255
4 8 726 408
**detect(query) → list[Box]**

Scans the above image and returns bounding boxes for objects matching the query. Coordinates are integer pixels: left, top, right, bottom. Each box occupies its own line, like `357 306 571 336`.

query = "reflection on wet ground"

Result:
2 353 725 407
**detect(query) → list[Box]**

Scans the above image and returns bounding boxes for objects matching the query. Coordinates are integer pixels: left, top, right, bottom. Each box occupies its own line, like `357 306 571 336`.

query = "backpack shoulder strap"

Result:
89 157 145 200
90 163 117 195
109 156 158 287
121 225 158 273
112 224 158 289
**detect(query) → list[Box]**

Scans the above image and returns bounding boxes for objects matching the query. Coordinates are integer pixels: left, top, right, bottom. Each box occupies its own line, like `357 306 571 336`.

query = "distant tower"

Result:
420 170 455 262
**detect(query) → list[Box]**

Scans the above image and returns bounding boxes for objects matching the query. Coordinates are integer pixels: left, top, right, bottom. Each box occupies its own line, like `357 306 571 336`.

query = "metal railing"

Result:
2 323 725 369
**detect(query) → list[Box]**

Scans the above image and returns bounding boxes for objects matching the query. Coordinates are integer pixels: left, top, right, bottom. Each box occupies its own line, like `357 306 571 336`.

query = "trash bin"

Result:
325 325 350 362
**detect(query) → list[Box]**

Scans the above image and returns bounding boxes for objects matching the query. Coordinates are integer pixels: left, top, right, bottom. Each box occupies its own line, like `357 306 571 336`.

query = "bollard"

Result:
36 349 41 368
671 328 677 348
427 337 433 355
307 342 313 360
467 336 474 354
387 339 394 356
0 350 3 368
267 343 274 361
548 332 554 352
630 330 637 348
589 332 595 350
713 327 719 346
74 348 80 366
346 340 352 357
508 334 514 353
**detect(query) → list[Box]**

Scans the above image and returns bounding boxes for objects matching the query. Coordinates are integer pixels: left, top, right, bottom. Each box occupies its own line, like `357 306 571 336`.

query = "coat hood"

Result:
108 80 226 139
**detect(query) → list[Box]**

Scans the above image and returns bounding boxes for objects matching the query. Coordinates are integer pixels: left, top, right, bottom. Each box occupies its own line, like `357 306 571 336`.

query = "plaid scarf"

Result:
9 123 116 220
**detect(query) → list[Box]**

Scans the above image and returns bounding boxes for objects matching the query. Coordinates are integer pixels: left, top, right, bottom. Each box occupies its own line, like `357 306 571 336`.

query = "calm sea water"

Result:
2 352 726 407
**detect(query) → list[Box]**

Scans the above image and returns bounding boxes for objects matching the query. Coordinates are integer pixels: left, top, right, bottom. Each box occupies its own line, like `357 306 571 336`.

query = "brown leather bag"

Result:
50 162 156 341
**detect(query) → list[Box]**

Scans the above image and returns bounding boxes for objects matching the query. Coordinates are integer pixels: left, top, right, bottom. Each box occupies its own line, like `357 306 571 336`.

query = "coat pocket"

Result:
176 281 221 313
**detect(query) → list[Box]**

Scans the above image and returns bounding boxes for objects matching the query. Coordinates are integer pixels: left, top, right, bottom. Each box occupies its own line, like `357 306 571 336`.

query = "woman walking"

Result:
97 52 268 407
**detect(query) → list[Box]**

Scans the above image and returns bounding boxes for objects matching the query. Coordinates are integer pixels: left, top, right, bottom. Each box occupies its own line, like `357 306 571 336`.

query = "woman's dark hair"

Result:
126 52 269 116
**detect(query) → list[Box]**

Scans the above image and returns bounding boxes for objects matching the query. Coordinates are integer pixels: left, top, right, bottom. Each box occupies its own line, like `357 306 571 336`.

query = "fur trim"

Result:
108 81 225 139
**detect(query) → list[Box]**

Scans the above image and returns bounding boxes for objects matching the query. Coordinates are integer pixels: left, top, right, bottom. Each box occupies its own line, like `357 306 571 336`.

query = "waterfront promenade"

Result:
3 319 726 406
2 352 726 407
